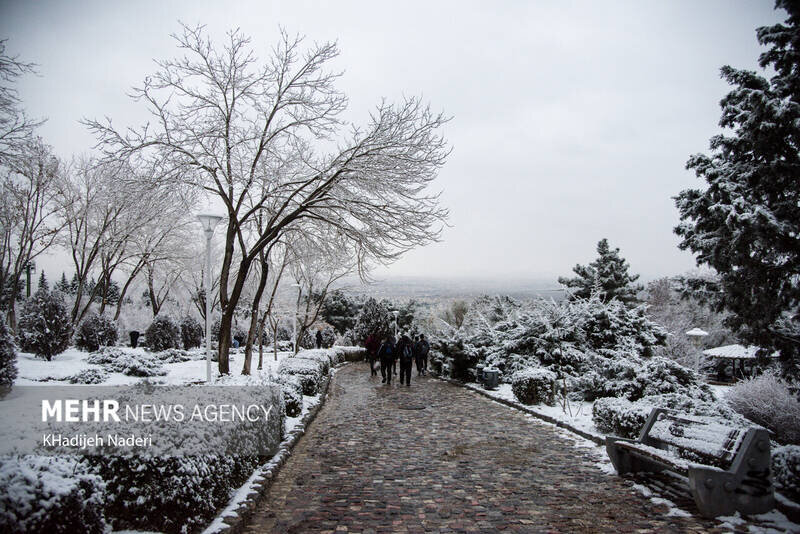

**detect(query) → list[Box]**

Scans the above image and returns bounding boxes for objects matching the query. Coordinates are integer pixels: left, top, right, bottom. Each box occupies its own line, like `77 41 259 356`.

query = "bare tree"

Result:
87 25 450 374
0 138 63 330
0 40 42 166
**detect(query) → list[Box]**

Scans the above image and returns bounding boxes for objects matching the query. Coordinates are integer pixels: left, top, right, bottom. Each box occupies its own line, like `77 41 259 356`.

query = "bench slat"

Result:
646 413 745 470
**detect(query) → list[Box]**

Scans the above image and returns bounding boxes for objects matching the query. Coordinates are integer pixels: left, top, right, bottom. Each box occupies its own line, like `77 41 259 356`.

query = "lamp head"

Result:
197 214 224 235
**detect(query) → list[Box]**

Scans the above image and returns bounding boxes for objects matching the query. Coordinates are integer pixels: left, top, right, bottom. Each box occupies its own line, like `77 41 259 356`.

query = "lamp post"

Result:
392 310 399 338
686 328 709 372
197 214 223 383
291 283 301 354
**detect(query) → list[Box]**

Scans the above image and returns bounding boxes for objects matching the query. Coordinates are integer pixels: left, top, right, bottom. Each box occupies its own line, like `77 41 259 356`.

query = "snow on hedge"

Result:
0 455 106 533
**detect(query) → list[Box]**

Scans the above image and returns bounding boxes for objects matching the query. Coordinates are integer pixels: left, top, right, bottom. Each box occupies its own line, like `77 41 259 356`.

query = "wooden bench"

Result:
606 408 774 518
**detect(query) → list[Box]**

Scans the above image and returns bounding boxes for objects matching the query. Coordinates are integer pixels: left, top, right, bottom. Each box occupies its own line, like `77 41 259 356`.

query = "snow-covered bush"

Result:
592 397 652 439
511 368 557 405
86 347 166 377
144 315 180 352
81 384 284 533
0 317 18 395
17 288 72 360
278 357 325 395
74 312 118 352
294 351 331 374
270 374 303 416
179 315 204 350
772 445 800 498
0 455 106 533
155 348 193 363
68 368 108 384
726 372 800 445
87 454 255 533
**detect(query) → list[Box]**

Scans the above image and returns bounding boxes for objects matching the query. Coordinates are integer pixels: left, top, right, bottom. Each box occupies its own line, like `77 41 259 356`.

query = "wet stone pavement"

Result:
244 363 726 533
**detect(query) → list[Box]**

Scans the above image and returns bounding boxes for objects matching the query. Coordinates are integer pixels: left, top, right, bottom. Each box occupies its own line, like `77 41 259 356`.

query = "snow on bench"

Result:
605 408 773 518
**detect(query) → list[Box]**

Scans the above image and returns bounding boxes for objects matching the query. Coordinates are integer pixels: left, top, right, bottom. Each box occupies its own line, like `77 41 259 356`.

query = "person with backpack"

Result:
417 334 430 375
378 334 396 384
397 332 414 386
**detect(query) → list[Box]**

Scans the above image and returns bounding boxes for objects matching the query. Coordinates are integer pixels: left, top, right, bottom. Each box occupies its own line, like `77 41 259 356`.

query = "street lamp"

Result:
291 283 302 354
686 328 709 372
197 213 223 383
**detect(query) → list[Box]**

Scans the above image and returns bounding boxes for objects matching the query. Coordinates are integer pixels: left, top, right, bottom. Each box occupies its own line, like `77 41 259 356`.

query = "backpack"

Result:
382 343 393 358
401 344 413 361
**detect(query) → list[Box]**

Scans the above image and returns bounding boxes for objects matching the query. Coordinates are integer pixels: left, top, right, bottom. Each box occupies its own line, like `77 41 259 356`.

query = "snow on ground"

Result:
709 383 733 402
14 346 293 386
465 382 600 438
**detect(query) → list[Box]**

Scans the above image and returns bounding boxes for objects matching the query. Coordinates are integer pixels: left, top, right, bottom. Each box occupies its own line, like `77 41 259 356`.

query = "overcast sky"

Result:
0 0 784 283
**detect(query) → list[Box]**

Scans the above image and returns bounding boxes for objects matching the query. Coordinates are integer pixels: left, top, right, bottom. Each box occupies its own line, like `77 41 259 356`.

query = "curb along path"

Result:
244 363 719 533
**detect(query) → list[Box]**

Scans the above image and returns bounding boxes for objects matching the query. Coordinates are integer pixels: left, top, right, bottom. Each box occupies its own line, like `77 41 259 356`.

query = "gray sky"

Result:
0 0 784 283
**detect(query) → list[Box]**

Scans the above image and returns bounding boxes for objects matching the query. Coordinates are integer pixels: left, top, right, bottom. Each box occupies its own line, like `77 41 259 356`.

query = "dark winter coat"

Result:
378 339 395 361
396 335 413 363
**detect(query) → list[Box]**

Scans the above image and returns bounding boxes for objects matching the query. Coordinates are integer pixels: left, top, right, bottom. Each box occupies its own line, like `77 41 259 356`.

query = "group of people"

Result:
364 332 430 386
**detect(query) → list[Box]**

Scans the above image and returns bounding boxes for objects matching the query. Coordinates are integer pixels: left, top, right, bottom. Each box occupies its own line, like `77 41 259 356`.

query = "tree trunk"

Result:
257 312 267 370
243 259 269 375
217 257 252 375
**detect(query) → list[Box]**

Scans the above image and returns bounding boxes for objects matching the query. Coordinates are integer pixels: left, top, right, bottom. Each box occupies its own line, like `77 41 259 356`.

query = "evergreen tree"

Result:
69 273 79 295
558 238 642 305
353 297 392 344
675 1 800 374
320 290 361 334
0 316 17 394
17 287 73 360
54 272 71 294
37 271 48 292
75 312 119 352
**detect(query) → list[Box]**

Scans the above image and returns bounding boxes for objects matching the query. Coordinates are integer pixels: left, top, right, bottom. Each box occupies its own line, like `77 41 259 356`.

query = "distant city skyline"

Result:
0 1 784 281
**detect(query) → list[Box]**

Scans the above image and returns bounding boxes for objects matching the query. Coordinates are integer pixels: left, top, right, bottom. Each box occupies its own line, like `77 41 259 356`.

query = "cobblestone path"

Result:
245 363 724 533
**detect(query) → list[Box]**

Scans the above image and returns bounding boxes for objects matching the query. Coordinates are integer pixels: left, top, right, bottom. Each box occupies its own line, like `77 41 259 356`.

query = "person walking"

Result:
418 334 430 375
365 333 380 376
413 335 424 376
392 334 399 376
378 335 395 384
397 332 414 386
315 329 323 349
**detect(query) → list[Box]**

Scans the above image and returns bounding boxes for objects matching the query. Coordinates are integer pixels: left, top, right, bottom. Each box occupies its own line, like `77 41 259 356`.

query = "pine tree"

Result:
0 316 18 394
674 1 800 374
54 272 71 294
37 271 48 292
17 287 73 360
69 273 79 295
558 238 643 305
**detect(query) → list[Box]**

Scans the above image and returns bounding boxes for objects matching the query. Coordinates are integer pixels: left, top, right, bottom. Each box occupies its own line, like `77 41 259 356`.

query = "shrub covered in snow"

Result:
511 368 557 405
278 357 325 395
74 312 119 352
144 315 180 352
294 351 331 374
772 445 800 498
592 397 652 438
179 315 204 350
86 348 166 377
726 372 800 445
86 454 254 533
0 455 106 533
17 288 72 360
68 368 108 384
155 348 193 363
576 355 712 402
280 383 302 417
0 317 18 394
